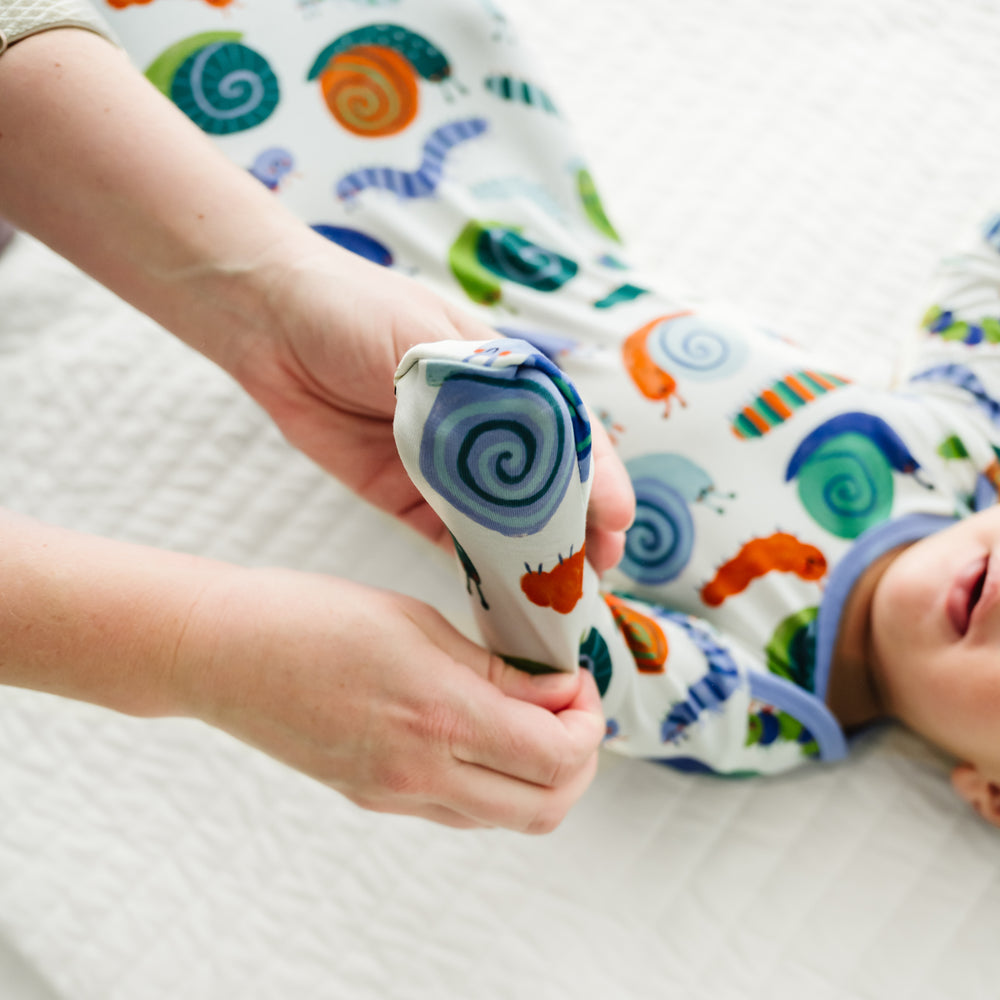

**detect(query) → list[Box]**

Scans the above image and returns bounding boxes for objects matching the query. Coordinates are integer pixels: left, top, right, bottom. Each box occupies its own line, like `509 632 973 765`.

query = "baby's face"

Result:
870 505 1000 819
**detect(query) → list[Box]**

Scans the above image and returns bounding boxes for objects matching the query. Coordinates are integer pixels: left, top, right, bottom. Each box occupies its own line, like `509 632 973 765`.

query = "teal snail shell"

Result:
146 32 280 135
785 413 910 539
578 627 613 697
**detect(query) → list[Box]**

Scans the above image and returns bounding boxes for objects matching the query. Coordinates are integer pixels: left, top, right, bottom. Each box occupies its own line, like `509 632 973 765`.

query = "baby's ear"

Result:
950 763 1000 826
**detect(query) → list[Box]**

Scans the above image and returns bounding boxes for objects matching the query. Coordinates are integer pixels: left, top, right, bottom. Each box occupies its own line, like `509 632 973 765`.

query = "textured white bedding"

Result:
2 0 1000 997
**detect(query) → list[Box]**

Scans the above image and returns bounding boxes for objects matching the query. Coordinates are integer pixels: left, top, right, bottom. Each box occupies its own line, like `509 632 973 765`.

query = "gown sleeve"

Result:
393 338 846 777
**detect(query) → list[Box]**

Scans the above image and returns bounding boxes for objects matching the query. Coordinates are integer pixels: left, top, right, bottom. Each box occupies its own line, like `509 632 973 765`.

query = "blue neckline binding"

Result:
802 512 957 760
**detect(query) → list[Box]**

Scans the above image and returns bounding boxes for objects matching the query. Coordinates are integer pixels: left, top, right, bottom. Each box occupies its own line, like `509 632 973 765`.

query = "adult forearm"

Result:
0 508 229 717
0 28 324 367
0 506 604 832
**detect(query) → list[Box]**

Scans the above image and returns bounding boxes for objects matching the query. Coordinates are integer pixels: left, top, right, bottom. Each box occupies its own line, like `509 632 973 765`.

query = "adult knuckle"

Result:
370 754 423 799
419 699 471 758
485 653 509 689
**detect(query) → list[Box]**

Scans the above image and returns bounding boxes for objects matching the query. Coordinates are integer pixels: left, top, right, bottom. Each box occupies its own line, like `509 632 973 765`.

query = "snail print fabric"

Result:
103 0 1000 776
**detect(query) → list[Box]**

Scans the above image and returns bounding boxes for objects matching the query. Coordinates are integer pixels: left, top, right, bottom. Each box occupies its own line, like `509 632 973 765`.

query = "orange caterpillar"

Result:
603 594 668 673
701 532 826 608
622 314 689 416
521 545 586 614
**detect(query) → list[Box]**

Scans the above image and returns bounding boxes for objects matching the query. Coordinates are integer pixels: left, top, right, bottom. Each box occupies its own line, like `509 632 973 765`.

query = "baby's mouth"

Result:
947 555 990 637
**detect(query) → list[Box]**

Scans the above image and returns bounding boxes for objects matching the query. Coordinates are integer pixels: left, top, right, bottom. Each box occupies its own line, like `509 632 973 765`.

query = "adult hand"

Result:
179 565 606 831
225 243 635 575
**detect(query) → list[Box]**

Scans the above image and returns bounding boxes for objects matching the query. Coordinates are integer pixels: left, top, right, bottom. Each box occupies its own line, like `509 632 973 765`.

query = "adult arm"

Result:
0 26 624 830
0 509 604 831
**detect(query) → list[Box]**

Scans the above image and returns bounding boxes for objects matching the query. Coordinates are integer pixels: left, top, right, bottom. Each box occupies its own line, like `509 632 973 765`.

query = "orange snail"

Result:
306 25 454 138
622 314 690 416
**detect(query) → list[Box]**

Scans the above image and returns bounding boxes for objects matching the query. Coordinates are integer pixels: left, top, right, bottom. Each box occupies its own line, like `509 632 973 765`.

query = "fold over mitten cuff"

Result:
394 338 603 674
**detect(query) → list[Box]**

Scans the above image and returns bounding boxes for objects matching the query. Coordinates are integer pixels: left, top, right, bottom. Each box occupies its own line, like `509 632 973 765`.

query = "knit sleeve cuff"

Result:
0 1 117 56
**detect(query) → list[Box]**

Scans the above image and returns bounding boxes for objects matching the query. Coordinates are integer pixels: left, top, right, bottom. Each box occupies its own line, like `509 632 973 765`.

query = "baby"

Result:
100 0 1000 822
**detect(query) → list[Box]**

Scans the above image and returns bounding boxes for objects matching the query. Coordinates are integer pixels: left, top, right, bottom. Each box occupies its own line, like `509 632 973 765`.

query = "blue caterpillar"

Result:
484 75 558 114
910 363 1000 426
335 118 488 201
656 612 742 744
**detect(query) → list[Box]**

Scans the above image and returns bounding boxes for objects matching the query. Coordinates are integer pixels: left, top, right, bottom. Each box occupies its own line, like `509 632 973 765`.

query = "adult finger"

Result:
444 739 600 833
585 419 634 576
449 670 605 790
398 594 605 719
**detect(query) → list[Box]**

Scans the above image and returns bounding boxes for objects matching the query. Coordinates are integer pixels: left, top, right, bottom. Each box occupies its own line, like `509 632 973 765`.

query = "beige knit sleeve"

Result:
0 0 117 56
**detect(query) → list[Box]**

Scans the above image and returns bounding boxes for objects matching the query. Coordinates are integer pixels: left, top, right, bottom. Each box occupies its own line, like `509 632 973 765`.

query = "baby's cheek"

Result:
911 649 1000 762
875 555 940 639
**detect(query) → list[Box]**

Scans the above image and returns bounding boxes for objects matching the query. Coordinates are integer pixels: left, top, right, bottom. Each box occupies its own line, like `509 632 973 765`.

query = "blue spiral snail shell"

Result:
147 32 280 136
620 476 694 585
419 368 578 536
617 453 710 585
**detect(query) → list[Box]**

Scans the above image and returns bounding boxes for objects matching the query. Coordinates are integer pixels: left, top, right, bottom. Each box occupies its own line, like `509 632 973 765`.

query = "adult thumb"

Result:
489 656 585 713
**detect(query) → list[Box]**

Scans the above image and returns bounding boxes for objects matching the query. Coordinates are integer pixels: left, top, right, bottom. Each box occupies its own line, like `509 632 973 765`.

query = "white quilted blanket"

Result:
2 0 1000 997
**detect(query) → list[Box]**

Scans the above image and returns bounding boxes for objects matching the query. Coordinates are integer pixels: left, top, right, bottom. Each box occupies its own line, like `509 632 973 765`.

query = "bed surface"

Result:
2 0 1000 996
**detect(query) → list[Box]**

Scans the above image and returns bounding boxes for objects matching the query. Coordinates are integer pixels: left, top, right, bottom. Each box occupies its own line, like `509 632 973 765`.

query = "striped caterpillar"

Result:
731 369 850 439
484 75 559 114
910 363 1000 426
700 532 826 608
922 305 1000 347
658 611 742 743
335 118 488 201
